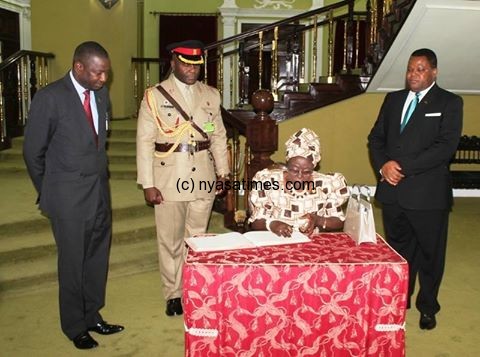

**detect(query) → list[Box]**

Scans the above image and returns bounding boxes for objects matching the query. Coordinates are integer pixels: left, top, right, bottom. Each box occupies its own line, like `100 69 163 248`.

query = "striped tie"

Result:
400 92 420 133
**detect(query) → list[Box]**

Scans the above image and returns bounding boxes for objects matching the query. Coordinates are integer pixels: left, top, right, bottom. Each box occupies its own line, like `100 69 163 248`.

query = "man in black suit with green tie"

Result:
23 41 124 349
368 48 463 330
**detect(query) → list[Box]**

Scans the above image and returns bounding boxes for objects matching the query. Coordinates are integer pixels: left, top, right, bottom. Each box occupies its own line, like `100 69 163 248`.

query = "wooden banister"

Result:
1 50 55 150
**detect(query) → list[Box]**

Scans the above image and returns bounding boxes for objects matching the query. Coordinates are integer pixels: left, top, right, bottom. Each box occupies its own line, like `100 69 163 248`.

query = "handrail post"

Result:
246 89 278 181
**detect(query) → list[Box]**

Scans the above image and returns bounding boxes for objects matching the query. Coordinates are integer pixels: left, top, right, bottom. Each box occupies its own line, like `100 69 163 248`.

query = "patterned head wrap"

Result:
285 128 321 166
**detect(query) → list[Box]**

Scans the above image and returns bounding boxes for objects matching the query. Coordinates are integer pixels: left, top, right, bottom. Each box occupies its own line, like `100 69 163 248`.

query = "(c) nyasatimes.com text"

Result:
176 178 315 194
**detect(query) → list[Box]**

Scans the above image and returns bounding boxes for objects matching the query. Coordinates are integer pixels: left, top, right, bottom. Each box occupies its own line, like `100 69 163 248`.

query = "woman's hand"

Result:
298 213 315 236
269 220 294 237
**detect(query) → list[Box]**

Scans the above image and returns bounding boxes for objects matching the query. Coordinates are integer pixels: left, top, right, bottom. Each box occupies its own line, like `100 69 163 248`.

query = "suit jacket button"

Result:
161 162 165 165
192 167 196 172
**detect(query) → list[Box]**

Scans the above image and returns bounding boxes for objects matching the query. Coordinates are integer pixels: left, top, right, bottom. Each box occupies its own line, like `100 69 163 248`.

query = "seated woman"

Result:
249 128 349 237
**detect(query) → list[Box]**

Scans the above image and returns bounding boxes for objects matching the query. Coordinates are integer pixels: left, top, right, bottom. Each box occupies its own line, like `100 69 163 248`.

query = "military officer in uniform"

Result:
136 40 230 316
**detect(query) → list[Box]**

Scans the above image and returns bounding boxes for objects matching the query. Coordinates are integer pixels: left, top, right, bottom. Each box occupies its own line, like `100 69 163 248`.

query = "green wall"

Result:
275 93 480 186
31 0 137 119
236 0 312 8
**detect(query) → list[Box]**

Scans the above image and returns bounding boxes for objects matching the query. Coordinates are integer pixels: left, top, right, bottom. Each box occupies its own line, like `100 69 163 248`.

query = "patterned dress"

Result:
249 168 349 230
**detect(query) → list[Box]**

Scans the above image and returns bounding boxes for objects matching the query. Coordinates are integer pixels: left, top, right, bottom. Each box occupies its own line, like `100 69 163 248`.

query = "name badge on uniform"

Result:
203 122 215 133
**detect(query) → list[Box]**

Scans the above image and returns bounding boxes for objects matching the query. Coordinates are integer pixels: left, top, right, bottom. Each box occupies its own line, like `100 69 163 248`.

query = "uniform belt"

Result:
155 140 210 153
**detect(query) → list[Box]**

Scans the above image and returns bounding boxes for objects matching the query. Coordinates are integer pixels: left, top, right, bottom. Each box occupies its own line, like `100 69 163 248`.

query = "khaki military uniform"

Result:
136 74 229 300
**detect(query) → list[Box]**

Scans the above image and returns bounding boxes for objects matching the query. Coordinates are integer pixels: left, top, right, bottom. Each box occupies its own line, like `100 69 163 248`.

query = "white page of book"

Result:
185 231 311 252
243 231 311 247
185 232 256 252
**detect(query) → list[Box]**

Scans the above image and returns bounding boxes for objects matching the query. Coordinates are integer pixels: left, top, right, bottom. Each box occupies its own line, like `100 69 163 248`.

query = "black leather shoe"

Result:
73 331 98 349
419 313 436 330
166 298 183 316
88 321 124 335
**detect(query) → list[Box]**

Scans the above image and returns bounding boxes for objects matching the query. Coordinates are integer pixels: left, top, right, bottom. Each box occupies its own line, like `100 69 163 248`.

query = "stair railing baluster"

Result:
300 31 305 83
0 81 6 144
16 62 23 125
238 42 249 106
44 57 50 86
217 46 224 97
29 55 38 101
291 33 300 91
38 57 43 88
145 62 150 88
355 16 360 69
346 1 355 74
232 130 239 216
243 142 250 218
342 21 348 71
371 0 378 57
271 26 279 101
230 49 234 108
258 31 263 90
224 142 235 228
204 49 208 84
327 10 334 83
311 15 318 82
133 64 139 108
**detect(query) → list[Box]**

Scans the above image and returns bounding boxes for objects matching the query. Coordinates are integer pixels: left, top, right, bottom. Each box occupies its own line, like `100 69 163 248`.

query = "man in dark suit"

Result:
368 48 463 330
23 41 124 349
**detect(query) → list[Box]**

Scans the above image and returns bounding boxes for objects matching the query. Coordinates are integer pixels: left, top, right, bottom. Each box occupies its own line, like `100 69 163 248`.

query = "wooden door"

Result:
0 8 21 138
159 14 217 87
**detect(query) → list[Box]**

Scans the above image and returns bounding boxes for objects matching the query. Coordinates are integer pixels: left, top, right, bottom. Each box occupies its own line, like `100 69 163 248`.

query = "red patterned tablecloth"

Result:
183 232 408 357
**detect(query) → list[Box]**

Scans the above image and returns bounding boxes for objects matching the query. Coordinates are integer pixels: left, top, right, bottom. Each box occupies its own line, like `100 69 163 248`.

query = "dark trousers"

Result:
382 203 449 315
51 196 112 339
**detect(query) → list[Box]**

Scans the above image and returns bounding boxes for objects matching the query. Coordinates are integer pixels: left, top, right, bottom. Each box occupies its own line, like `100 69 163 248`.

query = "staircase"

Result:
0 118 228 296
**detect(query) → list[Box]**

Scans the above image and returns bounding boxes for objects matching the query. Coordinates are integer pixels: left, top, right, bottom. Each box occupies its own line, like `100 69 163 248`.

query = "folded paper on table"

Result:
185 231 311 252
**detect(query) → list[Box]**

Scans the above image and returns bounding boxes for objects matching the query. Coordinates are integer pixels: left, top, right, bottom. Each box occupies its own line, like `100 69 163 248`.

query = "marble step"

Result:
0 148 136 164
11 137 137 152
0 161 136 180
0 177 148 238
0 238 158 296
0 214 157 264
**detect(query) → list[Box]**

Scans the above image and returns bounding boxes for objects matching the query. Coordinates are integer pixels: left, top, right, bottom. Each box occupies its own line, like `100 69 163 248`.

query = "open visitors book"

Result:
185 231 311 252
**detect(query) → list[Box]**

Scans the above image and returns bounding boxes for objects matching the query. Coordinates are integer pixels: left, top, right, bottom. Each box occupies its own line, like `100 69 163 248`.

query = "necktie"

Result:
83 90 98 143
400 92 420 133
